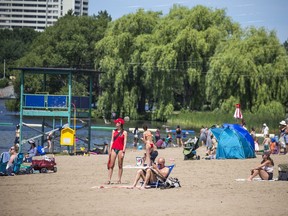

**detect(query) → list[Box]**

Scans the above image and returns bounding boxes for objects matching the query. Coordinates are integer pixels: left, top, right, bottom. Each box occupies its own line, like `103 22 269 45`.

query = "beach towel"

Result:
235 178 277 182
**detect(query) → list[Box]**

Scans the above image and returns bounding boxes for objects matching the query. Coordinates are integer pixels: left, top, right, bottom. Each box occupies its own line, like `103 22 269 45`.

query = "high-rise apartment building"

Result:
0 0 89 31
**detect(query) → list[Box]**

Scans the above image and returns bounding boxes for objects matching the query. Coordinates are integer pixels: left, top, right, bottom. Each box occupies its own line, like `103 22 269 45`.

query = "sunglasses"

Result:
10 148 15 150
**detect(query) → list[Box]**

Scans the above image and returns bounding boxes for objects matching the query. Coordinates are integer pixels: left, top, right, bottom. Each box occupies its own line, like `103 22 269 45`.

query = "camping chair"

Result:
0 152 10 174
1 153 28 176
145 164 175 188
12 153 24 174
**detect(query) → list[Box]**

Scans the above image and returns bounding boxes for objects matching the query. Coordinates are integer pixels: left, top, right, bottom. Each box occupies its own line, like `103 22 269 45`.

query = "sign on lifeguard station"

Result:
60 127 75 146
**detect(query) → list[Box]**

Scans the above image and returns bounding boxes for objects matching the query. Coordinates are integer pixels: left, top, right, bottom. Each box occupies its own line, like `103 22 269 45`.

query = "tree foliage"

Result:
0 28 39 78
95 5 240 119
206 27 288 113
10 5 288 120
15 11 111 97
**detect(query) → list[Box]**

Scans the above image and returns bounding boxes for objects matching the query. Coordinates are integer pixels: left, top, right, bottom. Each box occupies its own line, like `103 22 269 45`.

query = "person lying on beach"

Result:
247 152 274 181
129 157 170 189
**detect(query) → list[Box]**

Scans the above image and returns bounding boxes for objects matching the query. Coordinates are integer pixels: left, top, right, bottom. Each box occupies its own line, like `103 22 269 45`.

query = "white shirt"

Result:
263 126 269 136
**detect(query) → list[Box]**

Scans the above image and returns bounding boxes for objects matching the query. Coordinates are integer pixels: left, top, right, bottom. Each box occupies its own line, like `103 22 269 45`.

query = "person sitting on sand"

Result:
155 138 165 149
24 140 37 162
6 145 19 175
247 152 274 181
204 135 217 160
129 157 170 189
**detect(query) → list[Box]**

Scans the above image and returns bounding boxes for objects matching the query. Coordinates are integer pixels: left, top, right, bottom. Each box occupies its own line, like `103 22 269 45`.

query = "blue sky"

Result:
88 0 288 43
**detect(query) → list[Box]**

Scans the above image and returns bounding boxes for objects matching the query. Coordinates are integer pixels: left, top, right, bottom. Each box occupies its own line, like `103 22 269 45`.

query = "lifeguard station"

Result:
11 67 103 153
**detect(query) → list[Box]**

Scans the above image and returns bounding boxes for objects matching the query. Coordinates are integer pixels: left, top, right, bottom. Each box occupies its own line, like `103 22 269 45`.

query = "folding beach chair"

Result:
12 153 24 174
0 152 10 174
147 164 175 188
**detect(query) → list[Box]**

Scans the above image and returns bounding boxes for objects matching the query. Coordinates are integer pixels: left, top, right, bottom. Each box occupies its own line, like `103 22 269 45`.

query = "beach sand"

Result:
0 147 287 216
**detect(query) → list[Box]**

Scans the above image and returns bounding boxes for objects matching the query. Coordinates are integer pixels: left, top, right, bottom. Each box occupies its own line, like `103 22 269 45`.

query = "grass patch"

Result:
168 110 285 134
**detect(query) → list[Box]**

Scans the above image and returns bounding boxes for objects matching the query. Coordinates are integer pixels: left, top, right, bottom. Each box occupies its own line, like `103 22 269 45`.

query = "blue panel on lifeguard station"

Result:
25 95 45 107
72 96 89 109
47 96 67 108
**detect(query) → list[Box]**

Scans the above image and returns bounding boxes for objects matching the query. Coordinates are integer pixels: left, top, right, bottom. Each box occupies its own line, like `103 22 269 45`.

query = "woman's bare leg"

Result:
145 143 151 166
258 170 269 180
117 151 124 183
248 169 260 181
107 150 117 184
130 169 145 188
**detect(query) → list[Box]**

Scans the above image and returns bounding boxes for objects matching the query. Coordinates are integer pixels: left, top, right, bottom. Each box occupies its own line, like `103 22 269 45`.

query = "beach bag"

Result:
37 146 45 156
162 177 181 189
278 164 288 181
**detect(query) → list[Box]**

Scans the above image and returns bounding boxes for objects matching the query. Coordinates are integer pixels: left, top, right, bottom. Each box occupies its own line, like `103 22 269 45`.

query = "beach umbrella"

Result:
233 103 243 119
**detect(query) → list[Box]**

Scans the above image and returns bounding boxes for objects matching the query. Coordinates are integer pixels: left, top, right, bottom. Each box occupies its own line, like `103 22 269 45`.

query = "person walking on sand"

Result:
141 125 157 166
14 124 20 144
175 125 184 147
46 132 53 153
247 152 274 181
106 118 127 184
133 126 139 150
261 123 269 137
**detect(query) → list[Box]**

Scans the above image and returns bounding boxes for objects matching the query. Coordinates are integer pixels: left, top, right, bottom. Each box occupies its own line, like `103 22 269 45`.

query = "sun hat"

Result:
279 120 287 126
263 123 267 127
114 118 125 125
28 139 35 144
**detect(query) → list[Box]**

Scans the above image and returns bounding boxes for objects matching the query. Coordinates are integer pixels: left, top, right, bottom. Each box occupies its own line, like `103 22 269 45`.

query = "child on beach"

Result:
270 138 277 154
262 134 271 153
254 137 259 152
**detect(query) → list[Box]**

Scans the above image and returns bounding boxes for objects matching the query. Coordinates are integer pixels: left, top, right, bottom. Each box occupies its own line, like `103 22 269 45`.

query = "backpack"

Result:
162 177 181 189
278 164 288 181
37 146 45 156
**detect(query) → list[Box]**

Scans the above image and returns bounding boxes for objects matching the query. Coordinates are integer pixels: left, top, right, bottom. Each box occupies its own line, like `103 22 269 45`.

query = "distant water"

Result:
0 99 178 154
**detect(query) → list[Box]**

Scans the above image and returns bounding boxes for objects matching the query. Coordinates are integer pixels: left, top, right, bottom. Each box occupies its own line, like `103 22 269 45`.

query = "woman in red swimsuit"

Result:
107 118 127 184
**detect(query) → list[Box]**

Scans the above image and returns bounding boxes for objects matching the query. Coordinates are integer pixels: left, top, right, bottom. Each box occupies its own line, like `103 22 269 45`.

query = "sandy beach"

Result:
0 146 287 216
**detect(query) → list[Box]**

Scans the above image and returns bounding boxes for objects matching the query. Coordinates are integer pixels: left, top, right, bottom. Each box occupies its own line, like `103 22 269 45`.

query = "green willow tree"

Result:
206 27 288 112
95 9 162 119
149 5 239 112
95 5 240 120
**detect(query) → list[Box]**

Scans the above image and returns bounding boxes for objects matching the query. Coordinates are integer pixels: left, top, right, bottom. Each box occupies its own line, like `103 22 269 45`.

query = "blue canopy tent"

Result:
223 123 255 151
211 124 255 159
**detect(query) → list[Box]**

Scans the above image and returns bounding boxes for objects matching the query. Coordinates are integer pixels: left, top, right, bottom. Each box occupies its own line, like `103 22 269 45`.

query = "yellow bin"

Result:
60 127 75 146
